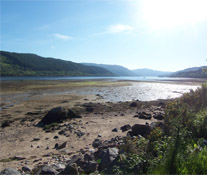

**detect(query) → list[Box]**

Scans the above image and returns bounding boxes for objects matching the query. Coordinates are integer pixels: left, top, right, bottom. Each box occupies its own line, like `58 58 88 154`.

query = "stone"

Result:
92 139 102 148
38 107 81 126
120 124 131 132
130 102 137 107
138 112 152 120
1 120 11 128
75 130 85 137
150 122 164 130
99 147 119 170
56 141 67 150
82 161 97 173
66 154 83 166
51 164 66 172
22 166 31 173
35 165 58 175
153 113 164 120
32 138 40 141
0 168 21 175
53 136 59 139
86 106 94 112
131 124 150 137
112 128 118 132
59 163 79 175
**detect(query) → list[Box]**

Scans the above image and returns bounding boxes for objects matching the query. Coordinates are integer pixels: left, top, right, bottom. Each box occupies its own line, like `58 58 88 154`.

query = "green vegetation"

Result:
108 82 207 174
0 51 114 76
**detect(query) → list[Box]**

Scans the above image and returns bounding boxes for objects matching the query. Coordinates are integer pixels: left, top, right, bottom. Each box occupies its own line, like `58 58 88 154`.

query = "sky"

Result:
1 0 207 71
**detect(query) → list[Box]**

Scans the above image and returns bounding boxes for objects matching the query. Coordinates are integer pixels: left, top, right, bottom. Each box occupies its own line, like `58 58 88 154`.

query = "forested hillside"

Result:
0 51 114 76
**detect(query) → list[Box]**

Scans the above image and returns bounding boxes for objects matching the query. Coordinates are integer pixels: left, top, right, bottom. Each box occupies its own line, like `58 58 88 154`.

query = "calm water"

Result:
51 82 200 102
0 77 201 110
0 76 198 82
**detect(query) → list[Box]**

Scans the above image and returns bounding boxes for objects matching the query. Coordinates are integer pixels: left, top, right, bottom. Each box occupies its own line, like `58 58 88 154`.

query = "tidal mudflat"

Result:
0 79 201 171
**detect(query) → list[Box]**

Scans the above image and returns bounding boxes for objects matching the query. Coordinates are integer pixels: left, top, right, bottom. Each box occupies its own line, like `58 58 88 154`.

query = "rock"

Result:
112 128 118 132
66 154 83 166
130 102 137 107
38 107 81 126
150 122 164 130
0 168 21 175
14 156 25 161
86 106 94 112
1 120 12 128
138 112 152 120
51 164 66 172
84 153 94 162
99 147 119 170
82 161 97 173
35 165 58 175
153 113 164 120
32 138 40 141
22 166 31 173
53 136 59 139
60 163 79 175
54 143 59 149
92 139 102 148
131 124 150 136
56 141 67 150
75 130 85 137
58 130 65 135
120 125 131 132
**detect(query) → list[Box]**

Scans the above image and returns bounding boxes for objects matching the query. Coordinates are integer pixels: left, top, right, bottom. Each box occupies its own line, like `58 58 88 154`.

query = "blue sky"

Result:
1 0 207 71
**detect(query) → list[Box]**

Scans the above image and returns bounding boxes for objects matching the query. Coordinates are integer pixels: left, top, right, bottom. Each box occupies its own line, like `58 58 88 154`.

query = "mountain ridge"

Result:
82 63 138 76
0 51 114 77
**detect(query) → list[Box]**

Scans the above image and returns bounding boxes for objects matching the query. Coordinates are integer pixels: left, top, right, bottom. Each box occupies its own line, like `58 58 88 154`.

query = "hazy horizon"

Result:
1 0 207 72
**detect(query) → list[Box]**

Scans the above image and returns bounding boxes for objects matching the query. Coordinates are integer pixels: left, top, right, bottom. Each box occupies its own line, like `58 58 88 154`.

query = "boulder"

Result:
99 147 119 170
131 124 150 136
35 165 58 175
38 107 81 126
0 168 21 175
120 125 131 132
1 120 12 128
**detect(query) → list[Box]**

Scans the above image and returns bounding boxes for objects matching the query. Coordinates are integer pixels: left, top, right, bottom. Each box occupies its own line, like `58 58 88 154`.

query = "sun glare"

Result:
139 0 207 30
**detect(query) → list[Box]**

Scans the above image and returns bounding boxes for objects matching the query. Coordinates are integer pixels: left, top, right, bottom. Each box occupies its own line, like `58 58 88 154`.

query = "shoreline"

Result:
0 79 203 171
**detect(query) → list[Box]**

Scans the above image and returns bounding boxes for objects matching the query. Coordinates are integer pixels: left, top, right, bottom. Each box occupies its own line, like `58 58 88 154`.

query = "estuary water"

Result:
0 76 199 82
0 76 202 111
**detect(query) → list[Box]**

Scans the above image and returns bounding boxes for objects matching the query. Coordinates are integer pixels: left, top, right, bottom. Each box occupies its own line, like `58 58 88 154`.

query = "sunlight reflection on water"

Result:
57 82 200 102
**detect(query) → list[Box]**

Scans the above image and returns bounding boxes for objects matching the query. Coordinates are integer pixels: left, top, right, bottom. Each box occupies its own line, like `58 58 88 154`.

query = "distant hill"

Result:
82 63 138 76
0 51 114 76
168 66 207 78
132 68 172 76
